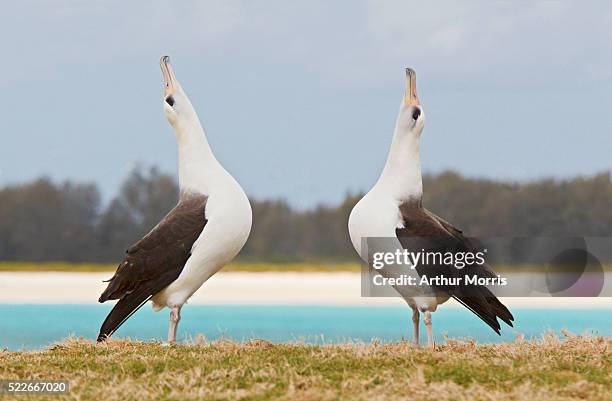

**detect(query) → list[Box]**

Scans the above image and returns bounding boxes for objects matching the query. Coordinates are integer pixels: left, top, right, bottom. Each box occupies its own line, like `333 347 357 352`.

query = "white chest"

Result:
348 191 403 259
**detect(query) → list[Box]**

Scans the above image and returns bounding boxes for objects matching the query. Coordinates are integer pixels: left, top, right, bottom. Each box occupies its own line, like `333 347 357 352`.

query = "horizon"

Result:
1 1 611 208
2 167 609 211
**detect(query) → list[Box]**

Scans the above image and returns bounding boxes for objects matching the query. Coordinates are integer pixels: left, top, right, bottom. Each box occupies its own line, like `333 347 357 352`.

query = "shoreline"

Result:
1 271 610 308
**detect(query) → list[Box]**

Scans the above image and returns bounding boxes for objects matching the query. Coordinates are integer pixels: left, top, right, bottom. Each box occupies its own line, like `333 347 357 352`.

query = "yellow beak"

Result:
404 68 420 106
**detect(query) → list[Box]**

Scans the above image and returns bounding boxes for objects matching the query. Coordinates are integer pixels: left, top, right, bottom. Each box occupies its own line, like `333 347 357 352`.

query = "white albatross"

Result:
348 68 513 348
97 56 252 342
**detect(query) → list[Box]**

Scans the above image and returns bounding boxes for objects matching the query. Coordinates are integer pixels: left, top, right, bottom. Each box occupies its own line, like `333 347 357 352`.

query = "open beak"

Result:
160 56 179 97
404 68 420 107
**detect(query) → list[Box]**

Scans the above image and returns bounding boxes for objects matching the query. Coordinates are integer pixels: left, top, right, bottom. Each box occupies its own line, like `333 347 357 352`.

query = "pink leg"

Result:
411 307 420 346
424 311 434 349
168 306 181 343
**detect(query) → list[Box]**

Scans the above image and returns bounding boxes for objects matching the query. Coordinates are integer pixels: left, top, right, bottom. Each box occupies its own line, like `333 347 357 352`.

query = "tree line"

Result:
0 168 610 263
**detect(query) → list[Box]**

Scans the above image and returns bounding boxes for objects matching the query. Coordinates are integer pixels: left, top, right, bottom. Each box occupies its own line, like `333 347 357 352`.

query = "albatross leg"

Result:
411 307 420 347
168 305 182 343
423 311 434 349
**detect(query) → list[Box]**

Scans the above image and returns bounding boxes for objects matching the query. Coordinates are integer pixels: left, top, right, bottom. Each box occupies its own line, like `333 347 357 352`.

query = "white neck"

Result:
376 125 423 202
174 117 225 196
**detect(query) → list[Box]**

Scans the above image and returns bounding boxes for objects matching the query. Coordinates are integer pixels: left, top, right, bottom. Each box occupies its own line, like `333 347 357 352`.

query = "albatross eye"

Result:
165 95 175 107
411 107 421 121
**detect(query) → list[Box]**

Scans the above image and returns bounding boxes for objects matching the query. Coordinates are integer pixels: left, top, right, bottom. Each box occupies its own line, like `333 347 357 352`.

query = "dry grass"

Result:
0 334 609 401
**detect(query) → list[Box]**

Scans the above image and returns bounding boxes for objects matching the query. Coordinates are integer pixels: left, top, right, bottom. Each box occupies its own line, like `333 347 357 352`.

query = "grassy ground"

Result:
2 261 610 273
0 261 361 273
0 334 609 401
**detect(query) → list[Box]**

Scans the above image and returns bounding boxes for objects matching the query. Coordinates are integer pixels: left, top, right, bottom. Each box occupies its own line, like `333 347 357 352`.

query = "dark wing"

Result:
396 202 514 334
97 194 208 341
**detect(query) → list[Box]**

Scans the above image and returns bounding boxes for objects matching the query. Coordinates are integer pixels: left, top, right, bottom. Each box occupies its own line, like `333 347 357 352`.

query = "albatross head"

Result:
396 68 425 137
377 68 426 197
160 56 198 130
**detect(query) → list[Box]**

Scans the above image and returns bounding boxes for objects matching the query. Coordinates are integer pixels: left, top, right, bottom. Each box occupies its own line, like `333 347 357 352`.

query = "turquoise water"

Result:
0 305 609 350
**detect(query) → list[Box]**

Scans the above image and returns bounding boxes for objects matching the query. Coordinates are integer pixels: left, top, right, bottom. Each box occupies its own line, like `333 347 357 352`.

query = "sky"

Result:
1 1 611 208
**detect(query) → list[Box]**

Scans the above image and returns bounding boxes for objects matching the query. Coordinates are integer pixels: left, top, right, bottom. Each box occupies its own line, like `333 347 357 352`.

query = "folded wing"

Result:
395 202 514 334
97 194 208 341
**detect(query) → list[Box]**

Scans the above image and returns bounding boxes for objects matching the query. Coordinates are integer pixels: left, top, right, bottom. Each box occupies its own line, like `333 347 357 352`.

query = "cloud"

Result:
3 1 611 89
1 1 610 207
362 1 612 89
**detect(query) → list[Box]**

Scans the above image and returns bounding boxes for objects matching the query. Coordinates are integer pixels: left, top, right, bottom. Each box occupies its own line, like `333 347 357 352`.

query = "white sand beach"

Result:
0 272 610 308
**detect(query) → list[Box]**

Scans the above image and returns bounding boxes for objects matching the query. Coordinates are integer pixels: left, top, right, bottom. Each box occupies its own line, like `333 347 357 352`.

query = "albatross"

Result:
97 56 252 342
348 68 513 348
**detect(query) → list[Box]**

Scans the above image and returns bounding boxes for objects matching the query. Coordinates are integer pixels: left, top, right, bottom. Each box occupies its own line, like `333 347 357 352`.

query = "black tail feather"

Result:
452 286 514 335
453 295 501 334
488 297 514 327
97 270 178 342
97 289 153 342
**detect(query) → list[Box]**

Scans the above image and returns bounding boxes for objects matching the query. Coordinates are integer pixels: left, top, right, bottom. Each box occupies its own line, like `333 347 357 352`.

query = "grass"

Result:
1 261 610 273
0 334 609 401
0 261 361 273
